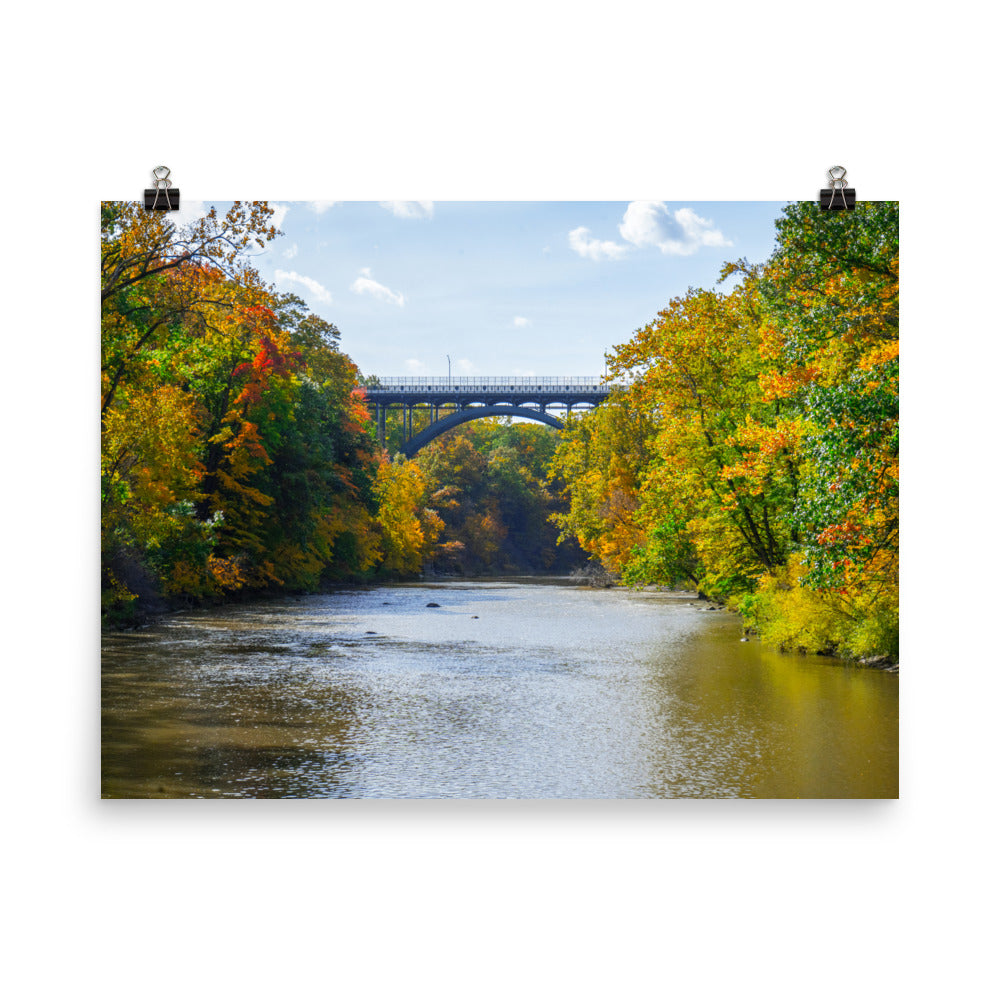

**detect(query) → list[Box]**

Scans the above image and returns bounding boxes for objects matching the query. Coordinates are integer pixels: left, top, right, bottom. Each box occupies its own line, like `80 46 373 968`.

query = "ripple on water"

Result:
102 582 898 798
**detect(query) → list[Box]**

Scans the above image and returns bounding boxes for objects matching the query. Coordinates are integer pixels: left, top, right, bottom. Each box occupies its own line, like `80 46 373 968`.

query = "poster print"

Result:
101 200 898 798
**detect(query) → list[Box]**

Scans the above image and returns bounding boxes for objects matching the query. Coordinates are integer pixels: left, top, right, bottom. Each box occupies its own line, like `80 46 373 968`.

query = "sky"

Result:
173 200 788 379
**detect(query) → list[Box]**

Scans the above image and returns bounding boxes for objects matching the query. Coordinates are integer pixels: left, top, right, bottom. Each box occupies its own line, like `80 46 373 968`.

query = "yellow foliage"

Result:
746 554 898 659
208 555 247 591
375 459 441 574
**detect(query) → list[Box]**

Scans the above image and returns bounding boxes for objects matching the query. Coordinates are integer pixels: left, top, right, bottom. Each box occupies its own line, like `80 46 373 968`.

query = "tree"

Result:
759 201 899 595
415 419 583 574
101 201 390 616
101 202 279 416
548 396 657 577
373 459 443 575
605 273 802 595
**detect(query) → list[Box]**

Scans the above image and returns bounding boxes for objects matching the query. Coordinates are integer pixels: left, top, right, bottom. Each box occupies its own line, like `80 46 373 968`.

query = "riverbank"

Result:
101 568 590 631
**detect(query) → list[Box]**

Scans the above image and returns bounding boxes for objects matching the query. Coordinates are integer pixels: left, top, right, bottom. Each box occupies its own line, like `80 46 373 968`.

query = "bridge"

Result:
365 376 619 457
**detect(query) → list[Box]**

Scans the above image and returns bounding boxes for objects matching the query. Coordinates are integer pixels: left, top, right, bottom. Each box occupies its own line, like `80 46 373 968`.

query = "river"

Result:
101 580 898 798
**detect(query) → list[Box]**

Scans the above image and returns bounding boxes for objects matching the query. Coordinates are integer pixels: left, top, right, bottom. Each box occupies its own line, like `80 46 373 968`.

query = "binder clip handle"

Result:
144 165 180 211
820 165 855 211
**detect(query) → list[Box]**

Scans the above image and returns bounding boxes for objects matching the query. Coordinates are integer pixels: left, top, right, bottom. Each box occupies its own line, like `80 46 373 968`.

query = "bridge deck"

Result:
365 376 625 452
365 376 620 406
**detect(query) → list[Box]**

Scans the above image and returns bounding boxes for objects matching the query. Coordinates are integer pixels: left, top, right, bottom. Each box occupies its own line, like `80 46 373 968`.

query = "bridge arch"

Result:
400 405 564 457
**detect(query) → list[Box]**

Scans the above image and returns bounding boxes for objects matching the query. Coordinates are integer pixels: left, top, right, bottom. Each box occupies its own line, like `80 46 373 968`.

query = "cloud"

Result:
380 201 434 219
568 226 628 261
454 358 476 374
308 201 339 214
513 316 531 328
165 200 208 230
274 269 332 303
269 203 291 230
404 358 430 374
282 243 298 259
619 201 732 256
350 267 405 307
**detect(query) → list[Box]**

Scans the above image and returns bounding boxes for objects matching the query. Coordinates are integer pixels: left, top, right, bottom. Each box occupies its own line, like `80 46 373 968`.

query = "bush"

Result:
741 554 897 661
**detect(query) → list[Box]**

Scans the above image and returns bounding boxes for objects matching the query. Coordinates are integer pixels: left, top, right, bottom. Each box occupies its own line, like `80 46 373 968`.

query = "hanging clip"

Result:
143 165 180 211
819 165 855 210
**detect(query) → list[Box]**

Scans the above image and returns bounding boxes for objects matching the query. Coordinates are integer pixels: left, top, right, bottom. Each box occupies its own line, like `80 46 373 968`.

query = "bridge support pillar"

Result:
377 404 386 450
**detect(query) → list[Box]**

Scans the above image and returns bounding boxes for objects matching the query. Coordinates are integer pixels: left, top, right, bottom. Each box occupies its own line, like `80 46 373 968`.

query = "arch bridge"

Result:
365 376 619 457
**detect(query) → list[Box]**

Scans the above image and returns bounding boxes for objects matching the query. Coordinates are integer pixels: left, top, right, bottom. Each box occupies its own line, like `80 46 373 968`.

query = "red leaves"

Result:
232 335 302 408
344 386 372 435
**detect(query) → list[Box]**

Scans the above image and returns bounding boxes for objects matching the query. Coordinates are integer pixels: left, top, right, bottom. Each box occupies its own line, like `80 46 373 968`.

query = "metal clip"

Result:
819 165 855 210
143 165 180 211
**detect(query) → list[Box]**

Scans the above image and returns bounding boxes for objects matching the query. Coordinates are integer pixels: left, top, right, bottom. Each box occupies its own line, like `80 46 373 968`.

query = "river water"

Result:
101 580 898 798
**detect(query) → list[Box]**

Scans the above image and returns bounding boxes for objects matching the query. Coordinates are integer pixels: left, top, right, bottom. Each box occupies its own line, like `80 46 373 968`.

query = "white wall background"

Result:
2 2 996 997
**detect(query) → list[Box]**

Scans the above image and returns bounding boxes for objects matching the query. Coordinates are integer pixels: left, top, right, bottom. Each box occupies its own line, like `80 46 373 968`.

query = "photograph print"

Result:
101 198 899 798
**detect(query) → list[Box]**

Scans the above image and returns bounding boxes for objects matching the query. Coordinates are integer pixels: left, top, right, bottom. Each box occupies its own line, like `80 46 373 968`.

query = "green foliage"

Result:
102 199 899 662
740 556 898 660
552 202 899 661
547 397 657 575
416 418 583 575
101 201 393 621
620 515 700 589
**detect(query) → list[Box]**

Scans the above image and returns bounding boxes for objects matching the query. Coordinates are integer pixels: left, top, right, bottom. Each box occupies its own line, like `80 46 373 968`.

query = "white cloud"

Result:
454 358 476 374
513 316 531 327
165 200 208 230
619 201 732 256
269 203 291 230
282 243 299 259
274 269 332 303
568 226 628 261
350 267 405 307
673 207 732 248
308 201 339 214
404 358 430 374
380 201 434 219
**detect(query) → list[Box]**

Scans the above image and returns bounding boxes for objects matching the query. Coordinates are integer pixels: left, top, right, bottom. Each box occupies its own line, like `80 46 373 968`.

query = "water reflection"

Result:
102 582 898 798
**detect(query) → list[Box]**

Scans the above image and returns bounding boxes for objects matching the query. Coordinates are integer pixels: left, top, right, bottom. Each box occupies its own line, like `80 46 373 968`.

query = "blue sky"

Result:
179 200 789 378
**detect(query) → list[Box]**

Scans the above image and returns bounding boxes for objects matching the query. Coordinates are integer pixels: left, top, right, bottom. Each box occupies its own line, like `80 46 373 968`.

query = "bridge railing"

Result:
365 376 628 393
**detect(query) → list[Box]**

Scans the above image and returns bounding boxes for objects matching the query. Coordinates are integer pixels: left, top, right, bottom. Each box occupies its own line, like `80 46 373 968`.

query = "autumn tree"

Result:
414 419 582 575
374 459 443 575
603 273 803 595
553 202 898 659
101 202 389 618
748 202 899 656
547 395 658 577
760 201 899 593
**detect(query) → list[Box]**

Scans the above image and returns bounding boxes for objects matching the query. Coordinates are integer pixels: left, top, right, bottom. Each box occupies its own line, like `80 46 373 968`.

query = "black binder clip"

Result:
143 165 180 211
819 165 855 210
